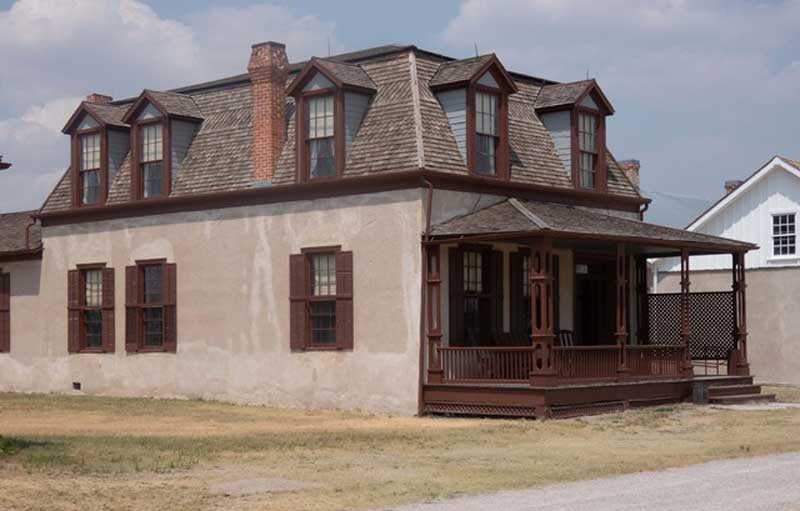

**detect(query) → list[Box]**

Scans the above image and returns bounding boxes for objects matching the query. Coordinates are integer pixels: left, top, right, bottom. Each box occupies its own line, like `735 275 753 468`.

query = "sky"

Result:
0 0 798 214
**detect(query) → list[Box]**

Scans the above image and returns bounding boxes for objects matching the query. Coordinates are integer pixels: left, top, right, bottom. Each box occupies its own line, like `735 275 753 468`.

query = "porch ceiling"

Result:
429 198 756 255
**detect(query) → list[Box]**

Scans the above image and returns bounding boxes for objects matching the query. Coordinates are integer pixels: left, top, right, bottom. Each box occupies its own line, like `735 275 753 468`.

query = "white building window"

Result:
772 213 796 256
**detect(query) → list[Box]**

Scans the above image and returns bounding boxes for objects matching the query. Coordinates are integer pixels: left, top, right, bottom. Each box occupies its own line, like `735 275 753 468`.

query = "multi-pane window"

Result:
82 269 103 348
306 95 335 179
142 265 164 346
125 261 176 353
79 133 101 205
290 249 353 351
140 123 164 198
475 92 498 175
309 253 337 345
578 113 598 189
463 251 483 293
522 255 531 298
773 214 796 256
462 250 489 345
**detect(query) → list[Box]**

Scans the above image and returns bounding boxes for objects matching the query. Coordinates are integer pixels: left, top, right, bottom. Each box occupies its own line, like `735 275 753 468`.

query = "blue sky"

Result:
1 0 798 214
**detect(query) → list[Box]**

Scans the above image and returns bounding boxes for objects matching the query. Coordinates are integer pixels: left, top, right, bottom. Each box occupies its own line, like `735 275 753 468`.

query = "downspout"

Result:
417 178 434 415
25 218 36 251
639 201 649 221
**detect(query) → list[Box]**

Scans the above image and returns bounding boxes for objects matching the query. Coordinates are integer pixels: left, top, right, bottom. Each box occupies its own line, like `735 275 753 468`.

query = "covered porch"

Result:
421 198 756 418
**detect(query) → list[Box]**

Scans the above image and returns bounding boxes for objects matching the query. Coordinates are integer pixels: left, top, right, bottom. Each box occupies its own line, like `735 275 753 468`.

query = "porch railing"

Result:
438 346 535 382
553 346 619 380
627 345 688 378
436 344 688 384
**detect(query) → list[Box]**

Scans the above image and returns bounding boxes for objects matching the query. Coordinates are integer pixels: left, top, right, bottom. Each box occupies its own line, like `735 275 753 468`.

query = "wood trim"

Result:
295 87 345 182
37 170 655 227
131 115 171 201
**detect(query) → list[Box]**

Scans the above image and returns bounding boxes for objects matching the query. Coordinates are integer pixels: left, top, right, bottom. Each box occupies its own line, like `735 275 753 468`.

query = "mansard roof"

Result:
0 210 41 257
39 44 642 216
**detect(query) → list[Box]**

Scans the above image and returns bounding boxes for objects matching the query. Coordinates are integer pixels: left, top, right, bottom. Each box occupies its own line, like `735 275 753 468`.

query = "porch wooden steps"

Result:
703 376 775 405
708 393 776 405
708 384 762 397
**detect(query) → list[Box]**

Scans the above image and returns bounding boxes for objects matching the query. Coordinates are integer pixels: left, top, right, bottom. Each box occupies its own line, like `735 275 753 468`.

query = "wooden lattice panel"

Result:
424 403 537 418
647 292 735 360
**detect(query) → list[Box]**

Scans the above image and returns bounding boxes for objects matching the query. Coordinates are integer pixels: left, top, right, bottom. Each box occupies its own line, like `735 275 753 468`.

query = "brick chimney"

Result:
725 180 743 195
248 41 289 183
618 159 641 189
86 93 113 104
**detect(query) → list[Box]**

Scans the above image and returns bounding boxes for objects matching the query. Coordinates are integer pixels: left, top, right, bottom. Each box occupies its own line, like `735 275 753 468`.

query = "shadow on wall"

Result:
8 260 42 297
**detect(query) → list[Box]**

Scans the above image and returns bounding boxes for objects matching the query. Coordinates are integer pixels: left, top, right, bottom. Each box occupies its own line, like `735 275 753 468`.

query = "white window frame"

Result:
769 210 799 261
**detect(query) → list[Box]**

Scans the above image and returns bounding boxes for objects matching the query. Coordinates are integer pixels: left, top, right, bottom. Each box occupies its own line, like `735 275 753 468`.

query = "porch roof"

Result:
429 198 755 254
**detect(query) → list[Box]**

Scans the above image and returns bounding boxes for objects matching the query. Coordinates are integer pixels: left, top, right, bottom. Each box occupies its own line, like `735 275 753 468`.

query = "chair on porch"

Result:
556 330 574 347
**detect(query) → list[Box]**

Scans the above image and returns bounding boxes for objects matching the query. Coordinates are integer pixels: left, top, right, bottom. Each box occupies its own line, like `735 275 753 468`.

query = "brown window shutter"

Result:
67 270 80 353
125 265 139 353
448 247 464 346
163 263 177 353
509 252 523 338
101 268 115 353
289 254 307 350
0 272 10 352
490 250 504 340
335 251 354 350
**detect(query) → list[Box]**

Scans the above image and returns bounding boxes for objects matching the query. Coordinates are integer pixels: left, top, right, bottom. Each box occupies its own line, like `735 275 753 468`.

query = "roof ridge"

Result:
408 52 426 170
508 198 550 229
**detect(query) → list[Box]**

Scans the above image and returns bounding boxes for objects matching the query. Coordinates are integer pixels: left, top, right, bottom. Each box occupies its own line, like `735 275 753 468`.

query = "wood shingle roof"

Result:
40 45 642 215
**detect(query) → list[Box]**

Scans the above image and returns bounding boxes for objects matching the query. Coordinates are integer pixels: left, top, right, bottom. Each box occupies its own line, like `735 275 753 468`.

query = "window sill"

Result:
294 345 349 352
767 256 800 263
131 347 176 354
76 348 113 354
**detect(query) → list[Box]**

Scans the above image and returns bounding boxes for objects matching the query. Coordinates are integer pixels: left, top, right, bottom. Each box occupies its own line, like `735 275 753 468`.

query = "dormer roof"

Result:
61 102 129 134
429 54 518 93
287 57 377 96
121 89 204 124
534 79 614 114
39 44 643 217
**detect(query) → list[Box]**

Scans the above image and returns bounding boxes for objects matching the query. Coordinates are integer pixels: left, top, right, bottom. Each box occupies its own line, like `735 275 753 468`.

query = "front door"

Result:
574 258 616 345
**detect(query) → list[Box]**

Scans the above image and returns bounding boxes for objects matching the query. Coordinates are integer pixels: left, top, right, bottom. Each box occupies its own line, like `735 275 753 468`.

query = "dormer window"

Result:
63 97 130 209
475 91 499 175
535 79 614 193
430 54 517 180
306 94 336 179
79 132 101 204
287 58 376 183
140 122 164 198
577 112 599 189
121 90 203 201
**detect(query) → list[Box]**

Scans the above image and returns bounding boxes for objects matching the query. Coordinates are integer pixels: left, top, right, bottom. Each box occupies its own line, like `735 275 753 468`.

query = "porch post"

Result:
730 251 750 376
679 249 694 376
529 238 557 386
425 244 443 383
615 244 631 377
635 256 650 345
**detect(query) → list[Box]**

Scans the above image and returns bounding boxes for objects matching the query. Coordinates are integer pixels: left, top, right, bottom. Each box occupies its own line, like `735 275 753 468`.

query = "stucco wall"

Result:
0 189 423 415
658 268 800 385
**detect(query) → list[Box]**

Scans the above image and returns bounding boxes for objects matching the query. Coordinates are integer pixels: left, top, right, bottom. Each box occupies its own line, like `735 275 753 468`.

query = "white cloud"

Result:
0 0 339 213
441 0 800 197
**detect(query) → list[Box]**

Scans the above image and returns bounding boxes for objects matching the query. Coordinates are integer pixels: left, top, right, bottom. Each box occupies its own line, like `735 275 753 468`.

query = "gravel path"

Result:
382 452 800 511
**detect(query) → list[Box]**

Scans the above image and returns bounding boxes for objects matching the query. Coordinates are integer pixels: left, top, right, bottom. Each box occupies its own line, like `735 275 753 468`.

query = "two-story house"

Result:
0 42 768 418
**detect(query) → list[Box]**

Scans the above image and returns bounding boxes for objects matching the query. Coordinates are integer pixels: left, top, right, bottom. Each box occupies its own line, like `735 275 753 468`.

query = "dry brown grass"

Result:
1 388 799 511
